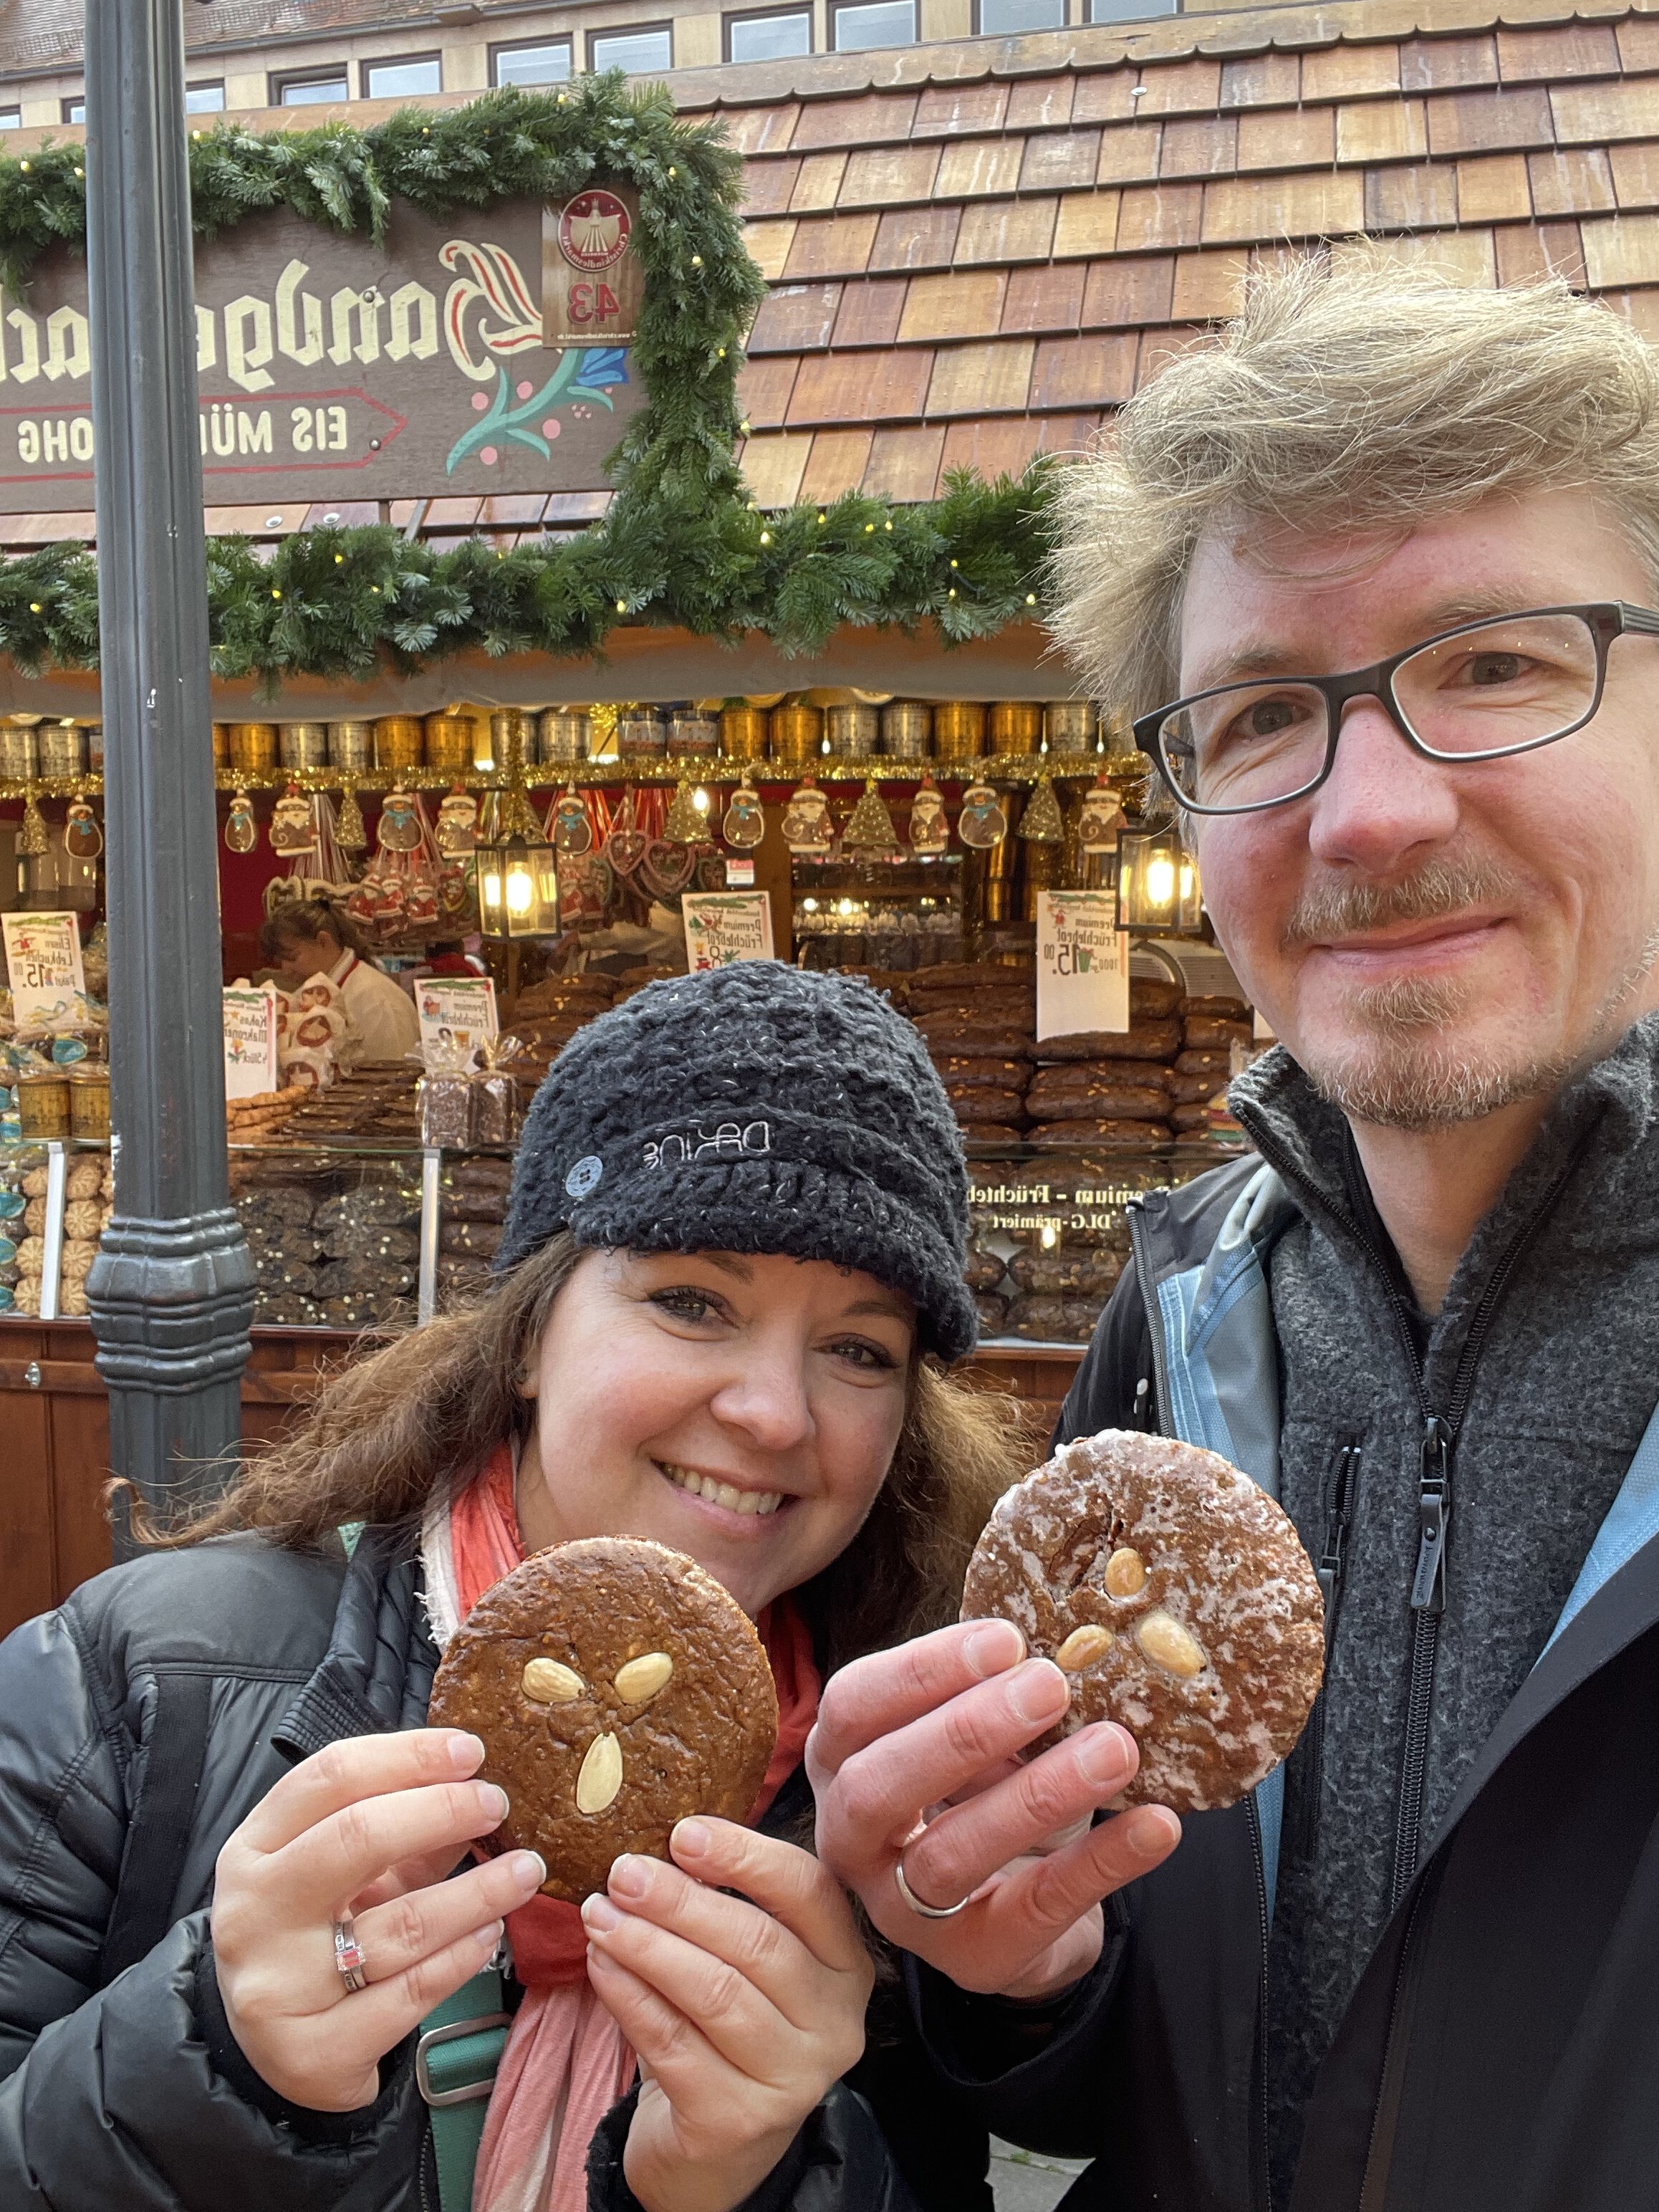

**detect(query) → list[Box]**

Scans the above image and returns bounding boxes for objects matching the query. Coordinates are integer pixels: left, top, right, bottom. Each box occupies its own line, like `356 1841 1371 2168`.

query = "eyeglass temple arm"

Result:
1617 603 1659 640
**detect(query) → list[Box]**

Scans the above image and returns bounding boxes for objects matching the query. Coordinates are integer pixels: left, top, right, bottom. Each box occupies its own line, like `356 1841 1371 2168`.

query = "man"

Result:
809 260 1659 2211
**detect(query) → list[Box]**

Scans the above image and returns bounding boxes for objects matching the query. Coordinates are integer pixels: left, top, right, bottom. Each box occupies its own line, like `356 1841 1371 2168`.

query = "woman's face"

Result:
518 1249 915 1617
273 927 340 992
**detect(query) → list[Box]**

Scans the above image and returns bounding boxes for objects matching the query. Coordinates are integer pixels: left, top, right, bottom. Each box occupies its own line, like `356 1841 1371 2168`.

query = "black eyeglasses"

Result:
1133 601 1659 818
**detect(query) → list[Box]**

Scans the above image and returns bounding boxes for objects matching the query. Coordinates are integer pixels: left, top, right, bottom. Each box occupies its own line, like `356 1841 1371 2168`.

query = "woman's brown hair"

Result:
258 896 375 968
144 1234 1037 1667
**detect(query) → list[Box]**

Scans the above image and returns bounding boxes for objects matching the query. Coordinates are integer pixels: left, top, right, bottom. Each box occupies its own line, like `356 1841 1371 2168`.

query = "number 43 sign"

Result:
542 186 644 347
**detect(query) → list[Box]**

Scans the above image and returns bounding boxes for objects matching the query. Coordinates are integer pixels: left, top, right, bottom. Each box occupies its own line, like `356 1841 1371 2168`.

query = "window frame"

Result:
269 68 352 108
1087 0 1180 21
360 52 443 101
585 22 675 74
827 0 918 49
185 80 226 113
62 95 85 125
723 4 814 62
0 107 21 131
972 0 1067 30
488 36 576 87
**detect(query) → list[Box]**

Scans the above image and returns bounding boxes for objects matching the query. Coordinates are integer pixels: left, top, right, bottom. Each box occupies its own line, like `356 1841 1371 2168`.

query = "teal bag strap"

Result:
416 1968 511 2212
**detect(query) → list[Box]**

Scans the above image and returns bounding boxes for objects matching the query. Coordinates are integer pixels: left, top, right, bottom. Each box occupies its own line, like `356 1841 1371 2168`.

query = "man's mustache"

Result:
1281 856 1526 951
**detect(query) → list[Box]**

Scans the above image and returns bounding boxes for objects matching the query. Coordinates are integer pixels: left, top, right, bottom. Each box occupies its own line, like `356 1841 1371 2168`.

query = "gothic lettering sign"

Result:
0 196 644 511
542 185 644 348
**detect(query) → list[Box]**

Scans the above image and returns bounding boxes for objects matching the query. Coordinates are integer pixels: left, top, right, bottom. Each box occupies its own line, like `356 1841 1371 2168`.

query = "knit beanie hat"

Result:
498 963 976 1361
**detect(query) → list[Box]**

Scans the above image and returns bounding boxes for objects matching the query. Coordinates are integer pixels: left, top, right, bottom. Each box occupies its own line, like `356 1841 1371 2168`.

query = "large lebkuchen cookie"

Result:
429 1537 778 1902
963 1432 1324 1812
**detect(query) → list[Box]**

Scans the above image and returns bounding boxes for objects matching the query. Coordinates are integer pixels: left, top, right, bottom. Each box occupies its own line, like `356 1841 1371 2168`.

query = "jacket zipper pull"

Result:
1410 1414 1454 1613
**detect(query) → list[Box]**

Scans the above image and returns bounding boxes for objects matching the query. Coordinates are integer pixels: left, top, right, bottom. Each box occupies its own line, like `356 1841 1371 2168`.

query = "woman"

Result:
0 964 1032 2212
259 896 421 1063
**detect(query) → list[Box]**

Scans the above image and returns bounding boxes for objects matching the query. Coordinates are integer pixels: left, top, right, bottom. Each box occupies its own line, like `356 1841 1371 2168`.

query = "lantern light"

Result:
1115 825 1203 935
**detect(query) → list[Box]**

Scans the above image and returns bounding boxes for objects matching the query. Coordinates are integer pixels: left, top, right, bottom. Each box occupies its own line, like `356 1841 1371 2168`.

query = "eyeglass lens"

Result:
1158 611 1602 811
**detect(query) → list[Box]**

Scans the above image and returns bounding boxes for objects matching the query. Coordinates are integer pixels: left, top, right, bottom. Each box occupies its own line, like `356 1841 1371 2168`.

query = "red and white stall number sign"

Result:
542 186 644 346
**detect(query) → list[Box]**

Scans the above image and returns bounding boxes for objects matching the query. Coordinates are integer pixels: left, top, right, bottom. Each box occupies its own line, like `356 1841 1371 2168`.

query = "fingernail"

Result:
1079 1726 1134 1788
582 1894 622 1933
1009 1659 1068 1723
476 1782 509 1822
672 1818 709 1857
609 1855 650 1899
511 1851 547 1889
1127 1807 1179 1853
476 1918 504 1951
448 1732 486 1772
963 1620 1024 1678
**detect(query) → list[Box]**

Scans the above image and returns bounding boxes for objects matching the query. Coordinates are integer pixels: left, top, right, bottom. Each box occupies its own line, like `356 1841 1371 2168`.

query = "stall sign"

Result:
0 196 643 511
683 892 775 971
417 976 499 1060
1036 892 1130 1041
223 985 279 1098
542 186 644 347
3 910 86 1032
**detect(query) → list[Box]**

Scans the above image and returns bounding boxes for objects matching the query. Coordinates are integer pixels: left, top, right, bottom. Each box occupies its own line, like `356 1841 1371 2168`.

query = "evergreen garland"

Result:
0 82 1057 680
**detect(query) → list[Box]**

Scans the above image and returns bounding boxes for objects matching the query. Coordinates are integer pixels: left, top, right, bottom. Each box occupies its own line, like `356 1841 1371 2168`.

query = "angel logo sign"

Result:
544 184 643 347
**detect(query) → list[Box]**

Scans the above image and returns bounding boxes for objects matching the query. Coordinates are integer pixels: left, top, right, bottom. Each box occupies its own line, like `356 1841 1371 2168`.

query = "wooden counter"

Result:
0 1322 1082 1639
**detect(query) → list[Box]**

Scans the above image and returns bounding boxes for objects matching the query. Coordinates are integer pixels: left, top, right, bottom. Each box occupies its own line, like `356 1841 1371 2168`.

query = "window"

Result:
271 71 350 107
0 109 20 131
490 39 574 86
62 97 85 124
587 25 673 73
830 0 915 47
1090 0 1178 19
726 7 812 60
977 0 1064 27
363 54 442 100
186 82 225 112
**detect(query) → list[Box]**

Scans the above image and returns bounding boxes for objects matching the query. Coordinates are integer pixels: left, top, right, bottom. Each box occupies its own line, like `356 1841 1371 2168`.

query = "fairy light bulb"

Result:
692 786 711 814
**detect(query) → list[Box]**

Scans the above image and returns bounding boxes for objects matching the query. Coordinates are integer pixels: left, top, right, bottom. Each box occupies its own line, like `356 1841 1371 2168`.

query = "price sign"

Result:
416 976 499 1060
683 892 776 971
2 910 87 1032
223 986 280 1098
1036 892 1130 1041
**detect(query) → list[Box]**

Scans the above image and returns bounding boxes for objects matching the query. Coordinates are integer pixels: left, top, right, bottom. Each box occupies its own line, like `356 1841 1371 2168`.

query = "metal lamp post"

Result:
83 0 255 1539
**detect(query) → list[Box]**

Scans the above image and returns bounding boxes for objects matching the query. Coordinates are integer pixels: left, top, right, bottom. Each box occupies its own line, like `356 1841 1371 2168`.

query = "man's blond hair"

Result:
1049 255 1659 723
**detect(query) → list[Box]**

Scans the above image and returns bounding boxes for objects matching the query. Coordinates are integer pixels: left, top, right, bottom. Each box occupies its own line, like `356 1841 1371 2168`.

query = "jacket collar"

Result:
274 1522 438 1763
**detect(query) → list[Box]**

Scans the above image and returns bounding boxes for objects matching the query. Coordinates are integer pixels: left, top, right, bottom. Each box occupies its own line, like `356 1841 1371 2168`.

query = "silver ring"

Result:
893 1857 970 1920
333 1917 368 1994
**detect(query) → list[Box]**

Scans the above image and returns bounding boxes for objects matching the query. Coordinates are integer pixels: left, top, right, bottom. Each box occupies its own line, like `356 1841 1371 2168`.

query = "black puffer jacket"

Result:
0 1526 986 2211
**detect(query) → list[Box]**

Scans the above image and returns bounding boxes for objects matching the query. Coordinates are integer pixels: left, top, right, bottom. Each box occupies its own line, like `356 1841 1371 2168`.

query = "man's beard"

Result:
1281 857 1658 1131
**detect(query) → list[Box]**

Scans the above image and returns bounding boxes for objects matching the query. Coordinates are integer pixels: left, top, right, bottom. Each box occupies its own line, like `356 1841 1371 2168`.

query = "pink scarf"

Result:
441 1445 820 2212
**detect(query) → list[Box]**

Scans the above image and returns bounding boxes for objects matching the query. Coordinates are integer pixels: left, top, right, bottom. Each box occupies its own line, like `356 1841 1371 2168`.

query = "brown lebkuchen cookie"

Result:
963 1431 1324 1812
1033 1020 1182 1063
429 1537 778 1903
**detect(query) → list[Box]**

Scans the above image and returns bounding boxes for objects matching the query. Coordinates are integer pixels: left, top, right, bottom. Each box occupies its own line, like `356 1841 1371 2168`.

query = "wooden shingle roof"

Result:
678 0 1659 506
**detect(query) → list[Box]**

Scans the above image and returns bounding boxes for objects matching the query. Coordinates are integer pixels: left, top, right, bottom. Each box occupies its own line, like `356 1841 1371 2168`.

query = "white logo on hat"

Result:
564 1155 604 1198
643 1120 771 1170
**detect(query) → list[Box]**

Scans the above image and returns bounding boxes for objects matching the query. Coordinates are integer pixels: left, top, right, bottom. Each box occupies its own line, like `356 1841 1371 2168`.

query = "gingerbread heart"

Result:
640 837 697 898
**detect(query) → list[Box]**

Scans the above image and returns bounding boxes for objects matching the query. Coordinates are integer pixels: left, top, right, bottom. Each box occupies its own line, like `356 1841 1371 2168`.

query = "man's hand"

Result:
809 1620 1180 2000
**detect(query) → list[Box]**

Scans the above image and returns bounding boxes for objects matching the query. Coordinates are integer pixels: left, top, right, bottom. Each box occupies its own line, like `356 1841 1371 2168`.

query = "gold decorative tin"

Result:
328 720 374 771
880 701 932 761
0 727 38 779
933 701 986 762
1044 700 1098 755
278 721 329 770
375 716 425 771
825 703 880 759
989 701 1044 753
538 708 590 765
67 1066 111 1143
37 725 87 776
719 706 769 761
229 722 279 774
425 713 477 774
16 1072 71 1141
489 709 534 772
769 701 824 766
212 723 231 769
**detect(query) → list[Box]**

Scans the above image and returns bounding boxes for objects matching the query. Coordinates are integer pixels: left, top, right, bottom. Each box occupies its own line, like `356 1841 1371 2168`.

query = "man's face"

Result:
1180 490 1659 1127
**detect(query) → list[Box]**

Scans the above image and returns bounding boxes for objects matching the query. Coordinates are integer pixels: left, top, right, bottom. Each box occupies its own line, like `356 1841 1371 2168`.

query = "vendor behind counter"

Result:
258 899 420 1067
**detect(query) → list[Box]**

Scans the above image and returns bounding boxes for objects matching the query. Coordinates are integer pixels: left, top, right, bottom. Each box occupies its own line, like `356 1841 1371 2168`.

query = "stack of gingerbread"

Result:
905 963 1034 1141
438 1153 511 1310
1168 995 1255 1134
1022 976 1185 1153
509 972 619 1097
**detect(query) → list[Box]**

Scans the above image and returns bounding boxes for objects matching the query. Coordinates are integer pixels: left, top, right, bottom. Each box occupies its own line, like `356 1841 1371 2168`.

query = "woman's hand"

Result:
809 1620 1181 2001
211 1728 547 2112
582 1820 874 2212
